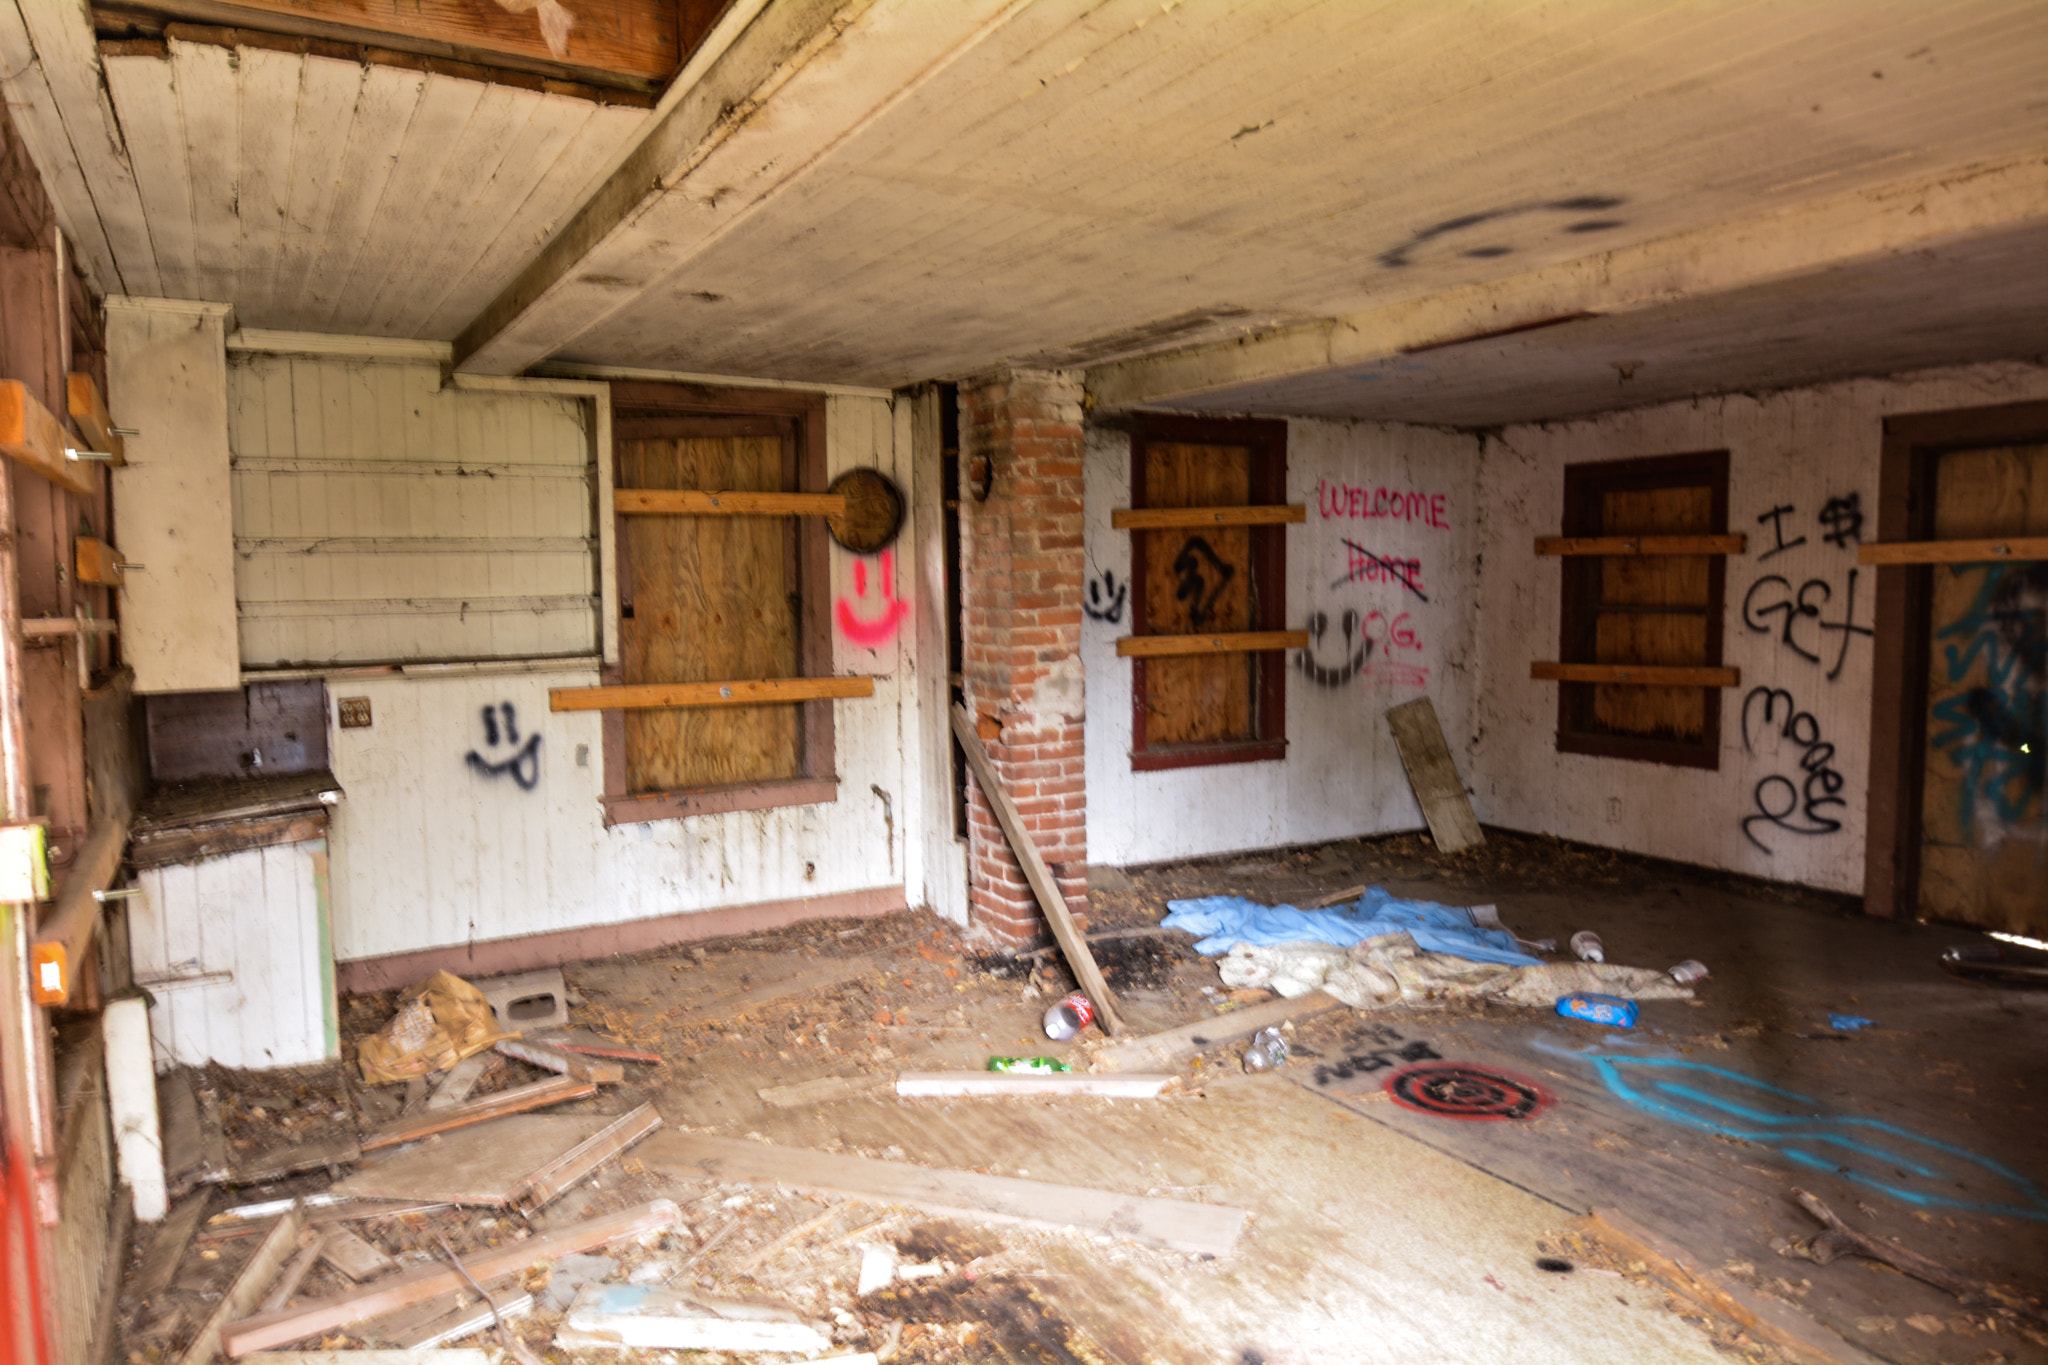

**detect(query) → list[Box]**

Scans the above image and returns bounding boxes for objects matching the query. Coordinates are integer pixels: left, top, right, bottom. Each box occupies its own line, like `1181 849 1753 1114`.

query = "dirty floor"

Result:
120 830 2048 1365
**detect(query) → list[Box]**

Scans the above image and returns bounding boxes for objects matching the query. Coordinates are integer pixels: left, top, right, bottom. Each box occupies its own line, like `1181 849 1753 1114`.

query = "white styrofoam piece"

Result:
104 997 166 1221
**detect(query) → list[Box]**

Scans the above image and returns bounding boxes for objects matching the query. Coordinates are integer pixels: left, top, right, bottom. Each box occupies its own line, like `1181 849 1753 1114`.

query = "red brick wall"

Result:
958 370 1088 947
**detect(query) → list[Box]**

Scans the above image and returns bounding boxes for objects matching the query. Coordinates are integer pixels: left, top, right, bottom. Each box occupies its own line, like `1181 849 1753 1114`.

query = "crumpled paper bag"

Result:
357 969 514 1084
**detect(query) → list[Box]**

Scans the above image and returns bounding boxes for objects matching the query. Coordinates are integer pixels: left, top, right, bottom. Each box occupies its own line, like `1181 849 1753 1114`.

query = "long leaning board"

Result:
636 1131 1247 1257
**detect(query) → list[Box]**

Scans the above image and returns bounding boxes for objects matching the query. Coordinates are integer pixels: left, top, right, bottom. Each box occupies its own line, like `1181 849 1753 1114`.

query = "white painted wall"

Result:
107 298 240 693
1085 418 1481 865
227 353 600 666
1472 359 2048 893
129 838 335 1070
310 389 933 963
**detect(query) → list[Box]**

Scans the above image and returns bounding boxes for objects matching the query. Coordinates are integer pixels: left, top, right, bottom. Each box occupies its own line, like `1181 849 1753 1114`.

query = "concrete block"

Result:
474 967 569 1031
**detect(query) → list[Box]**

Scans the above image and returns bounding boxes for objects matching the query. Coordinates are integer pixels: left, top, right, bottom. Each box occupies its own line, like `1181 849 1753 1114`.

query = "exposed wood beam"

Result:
549 677 875 712
1110 505 1305 530
454 0 1029 375
1530 662 1741 687
91 1 696 92
1087 155 2048 413
1535 535 1745 557
614 489 846 517
1857 537 2048 566
1115 631 1309 659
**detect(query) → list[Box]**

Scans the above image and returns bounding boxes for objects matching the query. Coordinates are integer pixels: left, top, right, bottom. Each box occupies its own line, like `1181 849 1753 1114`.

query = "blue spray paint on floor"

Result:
1535 1039 2048 1222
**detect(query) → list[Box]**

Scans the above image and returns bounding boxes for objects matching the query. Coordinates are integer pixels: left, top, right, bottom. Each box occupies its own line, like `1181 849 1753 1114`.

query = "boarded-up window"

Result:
1129 417 1288 769
1557 452 1728 767
602 386 834 824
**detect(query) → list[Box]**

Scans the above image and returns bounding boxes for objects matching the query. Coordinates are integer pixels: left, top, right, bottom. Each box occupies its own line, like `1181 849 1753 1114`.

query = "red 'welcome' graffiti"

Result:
1317 479 1449 530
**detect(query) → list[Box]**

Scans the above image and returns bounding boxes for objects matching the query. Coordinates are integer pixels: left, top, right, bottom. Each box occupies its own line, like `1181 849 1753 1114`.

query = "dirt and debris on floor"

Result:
115 828 2048 1365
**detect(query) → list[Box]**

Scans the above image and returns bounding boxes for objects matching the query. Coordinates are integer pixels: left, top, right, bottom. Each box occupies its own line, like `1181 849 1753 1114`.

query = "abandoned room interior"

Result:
0 1 2045 1363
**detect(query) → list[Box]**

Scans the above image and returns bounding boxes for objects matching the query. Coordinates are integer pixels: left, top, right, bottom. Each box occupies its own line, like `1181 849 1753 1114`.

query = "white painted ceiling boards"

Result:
6 0 2046 426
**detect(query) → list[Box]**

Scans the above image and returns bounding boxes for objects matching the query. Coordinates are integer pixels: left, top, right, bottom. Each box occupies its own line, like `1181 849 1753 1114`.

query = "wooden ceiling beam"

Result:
89 0 699 93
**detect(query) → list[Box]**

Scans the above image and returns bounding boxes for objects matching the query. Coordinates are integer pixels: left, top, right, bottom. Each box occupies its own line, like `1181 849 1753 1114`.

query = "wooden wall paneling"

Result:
82 672 143 831
23 645 86 856
144 680 329 782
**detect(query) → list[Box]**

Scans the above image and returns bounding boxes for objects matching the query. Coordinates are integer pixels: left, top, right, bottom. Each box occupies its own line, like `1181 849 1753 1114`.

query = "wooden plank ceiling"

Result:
4 0 2047 425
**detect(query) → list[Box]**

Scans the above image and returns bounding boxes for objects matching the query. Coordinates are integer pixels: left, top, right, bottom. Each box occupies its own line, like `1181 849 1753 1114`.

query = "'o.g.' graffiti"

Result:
1316 478 1449 530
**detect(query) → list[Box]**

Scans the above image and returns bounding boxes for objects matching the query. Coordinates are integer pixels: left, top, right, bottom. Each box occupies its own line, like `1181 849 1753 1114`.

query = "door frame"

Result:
1865 399 2048 918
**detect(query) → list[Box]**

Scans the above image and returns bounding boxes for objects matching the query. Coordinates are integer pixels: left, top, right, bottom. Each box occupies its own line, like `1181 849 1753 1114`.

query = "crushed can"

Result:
1555 992 1638 1028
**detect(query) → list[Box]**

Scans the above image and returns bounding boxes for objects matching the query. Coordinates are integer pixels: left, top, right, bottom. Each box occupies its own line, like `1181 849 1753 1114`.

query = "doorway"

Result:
1867 401 2048 934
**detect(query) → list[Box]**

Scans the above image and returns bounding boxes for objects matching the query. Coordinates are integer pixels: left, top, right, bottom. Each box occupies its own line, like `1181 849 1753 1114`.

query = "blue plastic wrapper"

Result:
1556 992 1639 1028
1827 1013 1877 1031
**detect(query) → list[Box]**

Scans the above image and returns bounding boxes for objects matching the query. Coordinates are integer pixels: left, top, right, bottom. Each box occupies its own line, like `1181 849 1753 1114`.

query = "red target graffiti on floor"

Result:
1385 1062 1551 1121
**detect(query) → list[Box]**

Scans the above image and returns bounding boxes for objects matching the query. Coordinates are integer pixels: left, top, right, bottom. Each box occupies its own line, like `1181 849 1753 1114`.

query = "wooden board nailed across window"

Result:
1556 451 1729 768
1129 418 1289 770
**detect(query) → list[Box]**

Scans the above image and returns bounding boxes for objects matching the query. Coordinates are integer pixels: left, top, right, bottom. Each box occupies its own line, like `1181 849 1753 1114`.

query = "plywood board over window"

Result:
602 384 834 825
1556 452 1729 768
1128 417 1288 769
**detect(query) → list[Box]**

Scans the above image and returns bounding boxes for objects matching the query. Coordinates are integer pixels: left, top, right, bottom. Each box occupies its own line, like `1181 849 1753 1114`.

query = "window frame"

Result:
1555 448 1729 770
1127 414 1290 772
598 381 837 826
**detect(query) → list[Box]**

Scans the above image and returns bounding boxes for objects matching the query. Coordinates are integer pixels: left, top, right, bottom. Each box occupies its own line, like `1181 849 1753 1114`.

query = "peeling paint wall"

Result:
1473 360 2048 893
1085 417 1481 866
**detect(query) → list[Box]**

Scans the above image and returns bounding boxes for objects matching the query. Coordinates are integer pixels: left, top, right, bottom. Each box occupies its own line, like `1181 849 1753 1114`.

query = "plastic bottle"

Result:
1242 1026 1289 1073
1570 930 1605 963
986 1056 1073 1074
1042 991 1094 1041
1668 959 1710 984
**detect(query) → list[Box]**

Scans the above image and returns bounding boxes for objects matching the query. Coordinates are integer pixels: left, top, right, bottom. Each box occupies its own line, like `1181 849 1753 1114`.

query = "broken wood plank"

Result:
1305 884 1367 910
664 957 876 1032
159 1072 213 1195
549 676 875 712
1090 992 1341 1074
757 1074 876 1109
258 1236 326 1313
199 1089 229 1184
519 1104 663 1210
376 1289 532 1349
0 378 95 496
554 1283 831 1353
1579 1208 1882 1365
244 1352 494 1365
138 1189 212 1298
895 1072 1175 1098
336 1110 660 1209
220 1201 682 1356
529 1028 663 1064
1383 697 1484 854
361 1076 596 1152
636 1133 1246 1258
179 1207 304 1365
424 1053 492 1111
950 703 1124 1035
494 1037 625 1085
319 1228 397 1283
1114 630 1309 658
1788 1188 2042 1322
232 1131 362 1184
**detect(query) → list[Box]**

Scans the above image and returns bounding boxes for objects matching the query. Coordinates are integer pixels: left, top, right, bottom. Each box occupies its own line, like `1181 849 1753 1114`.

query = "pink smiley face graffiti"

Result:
836 547 911 647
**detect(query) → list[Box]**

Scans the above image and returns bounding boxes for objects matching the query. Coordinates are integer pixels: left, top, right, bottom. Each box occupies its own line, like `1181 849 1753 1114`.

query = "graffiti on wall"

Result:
1083 568 1126 624
835 547 911 648
466 702 541 791
1172 536 1235 631
1334 540 1427 600
1928 563 2047 836
1316 478 1450 530
1740 686 1847 853
1297 609 1370 688
1375 195 1627 270
1741 497 1873 679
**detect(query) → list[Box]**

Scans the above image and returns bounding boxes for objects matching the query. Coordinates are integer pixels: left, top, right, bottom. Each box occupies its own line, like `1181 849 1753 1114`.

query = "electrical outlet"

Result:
1606 796 1623 824
338 696 373 729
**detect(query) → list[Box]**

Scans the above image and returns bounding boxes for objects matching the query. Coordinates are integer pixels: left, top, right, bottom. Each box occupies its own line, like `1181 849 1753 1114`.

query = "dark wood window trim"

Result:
1864 399 2048 919
1128 415 1290 772
1556 449 1729 770
600 381 836 827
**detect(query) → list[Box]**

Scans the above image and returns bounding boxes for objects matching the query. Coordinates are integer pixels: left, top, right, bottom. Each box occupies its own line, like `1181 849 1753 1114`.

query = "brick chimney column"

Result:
957 370 1087 947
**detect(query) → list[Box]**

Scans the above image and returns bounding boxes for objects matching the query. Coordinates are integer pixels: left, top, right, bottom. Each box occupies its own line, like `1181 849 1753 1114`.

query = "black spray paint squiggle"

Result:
467 701 541 791
1740 686 1845 853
